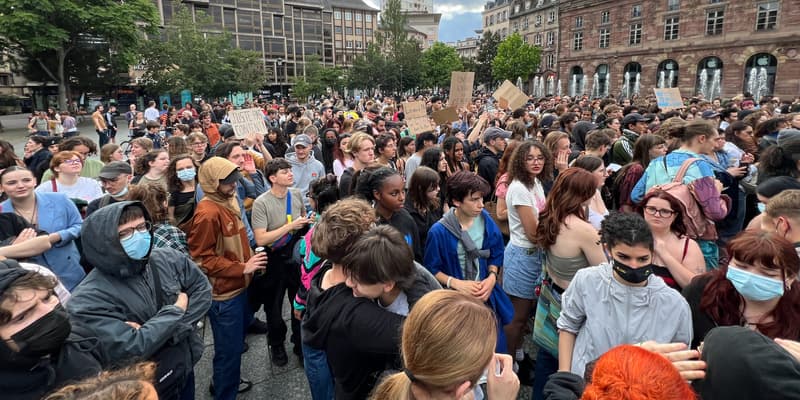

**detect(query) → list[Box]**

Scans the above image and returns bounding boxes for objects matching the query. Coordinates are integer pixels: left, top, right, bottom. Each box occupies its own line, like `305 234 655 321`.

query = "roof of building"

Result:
326 0 379 11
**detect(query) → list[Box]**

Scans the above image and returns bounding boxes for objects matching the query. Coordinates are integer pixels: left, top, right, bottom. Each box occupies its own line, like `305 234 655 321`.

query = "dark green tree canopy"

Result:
420 42 464 89
492 33 541 84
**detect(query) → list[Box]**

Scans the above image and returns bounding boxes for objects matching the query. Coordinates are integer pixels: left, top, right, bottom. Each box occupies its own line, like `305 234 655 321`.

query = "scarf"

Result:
439 209 488 280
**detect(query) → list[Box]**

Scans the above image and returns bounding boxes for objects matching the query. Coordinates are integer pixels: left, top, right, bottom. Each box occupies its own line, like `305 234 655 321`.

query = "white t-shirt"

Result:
35 177 104 202
505 179 546 248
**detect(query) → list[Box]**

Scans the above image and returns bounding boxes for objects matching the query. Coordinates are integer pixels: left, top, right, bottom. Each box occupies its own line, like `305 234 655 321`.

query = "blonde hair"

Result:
345 132 376 156
766 189 800 220
43 362 156 400
371 290 497 399
311 198 374 263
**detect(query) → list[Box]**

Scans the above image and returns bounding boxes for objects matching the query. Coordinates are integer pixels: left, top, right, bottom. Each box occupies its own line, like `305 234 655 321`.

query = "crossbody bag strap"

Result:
51 178 58 192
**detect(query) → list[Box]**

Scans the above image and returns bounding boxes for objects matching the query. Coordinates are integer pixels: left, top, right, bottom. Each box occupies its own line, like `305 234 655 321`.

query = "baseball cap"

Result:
622 113 648 127
219 170 242 185
291 134 313 148
540 115 557 130
98 161 133 179
701 110 720 119
483 126 512 142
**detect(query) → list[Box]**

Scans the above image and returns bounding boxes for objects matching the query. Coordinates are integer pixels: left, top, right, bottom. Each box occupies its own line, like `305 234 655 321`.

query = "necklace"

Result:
14 198 38 227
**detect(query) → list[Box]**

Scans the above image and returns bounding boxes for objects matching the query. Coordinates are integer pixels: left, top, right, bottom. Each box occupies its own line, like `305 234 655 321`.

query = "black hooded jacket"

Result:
67 202 211 368
475 146 502 197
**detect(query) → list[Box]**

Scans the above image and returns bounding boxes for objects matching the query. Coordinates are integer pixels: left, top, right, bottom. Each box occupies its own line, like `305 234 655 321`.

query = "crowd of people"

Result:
1 91 800 400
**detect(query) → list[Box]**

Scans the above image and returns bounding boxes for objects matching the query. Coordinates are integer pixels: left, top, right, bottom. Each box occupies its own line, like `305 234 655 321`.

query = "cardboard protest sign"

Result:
448 71 475 108
228 108 268 139
432 107 459 125
492 80 528 110
402 101 433 135
653 88 683 111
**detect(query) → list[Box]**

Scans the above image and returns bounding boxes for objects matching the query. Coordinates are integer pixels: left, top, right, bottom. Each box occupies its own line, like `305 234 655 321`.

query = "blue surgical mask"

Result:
757 202 766 213
121 230 152 260
177 168 196 182
726 265 784 301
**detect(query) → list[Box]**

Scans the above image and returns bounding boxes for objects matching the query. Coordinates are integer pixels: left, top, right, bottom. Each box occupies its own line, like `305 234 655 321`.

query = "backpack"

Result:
647 158 715 240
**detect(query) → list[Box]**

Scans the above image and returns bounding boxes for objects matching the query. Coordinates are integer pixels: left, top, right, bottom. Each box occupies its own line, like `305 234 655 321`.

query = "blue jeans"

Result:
302 343 335 400
531 347 558 400
208 292 247 400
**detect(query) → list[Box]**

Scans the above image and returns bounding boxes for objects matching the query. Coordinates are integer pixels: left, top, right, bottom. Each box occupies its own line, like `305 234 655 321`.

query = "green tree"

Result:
292 56 346 101
0 0 159 110
492 33 541 84
371 0 422 94
141 3 266 99
348 44 386 92
475 31 501 88
420 42 463 90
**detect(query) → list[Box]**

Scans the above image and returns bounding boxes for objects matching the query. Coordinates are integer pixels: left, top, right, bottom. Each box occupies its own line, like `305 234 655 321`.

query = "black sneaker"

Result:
209 378 253 395
517 353 537 387
247 318 268 334
270 344 289 367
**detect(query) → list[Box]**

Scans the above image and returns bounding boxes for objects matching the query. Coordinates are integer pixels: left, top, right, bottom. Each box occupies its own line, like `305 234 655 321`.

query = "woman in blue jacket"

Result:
1 166 84 291
424 170 513 352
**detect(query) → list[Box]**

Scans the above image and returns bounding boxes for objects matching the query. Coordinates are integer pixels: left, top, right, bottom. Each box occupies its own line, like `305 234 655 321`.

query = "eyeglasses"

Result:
526 156 546 164
62 158 82 165
644 206 675 218
118 221 152 241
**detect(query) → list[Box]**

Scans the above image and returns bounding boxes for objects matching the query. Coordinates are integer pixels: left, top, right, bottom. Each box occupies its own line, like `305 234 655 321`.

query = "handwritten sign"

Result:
492 80 528 110
653 88 683 111
402 101 433 135
448 71 475 108
432 107 459 125
228 108 268 139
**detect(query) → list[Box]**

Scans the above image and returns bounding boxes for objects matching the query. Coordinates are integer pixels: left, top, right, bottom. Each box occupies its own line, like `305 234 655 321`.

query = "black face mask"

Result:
612 259 653 284
9 304 72 359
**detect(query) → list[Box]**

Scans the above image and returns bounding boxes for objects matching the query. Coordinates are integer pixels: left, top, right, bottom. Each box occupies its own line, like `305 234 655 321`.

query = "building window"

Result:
365 28 373 36
335 26 342 33
546 54 555 69
346 40 353 48
743 53 777 101
664 17 679 40
548 10 555 23
534 33 542 45
631 4 642 18
356 41 362 48
706 10 724 35
513 21 519 32
667 0 679 11
709 0 721 3
490 15 495 25
514 4 520 13
355 13 362 21
345 12 352 20
525 0 531 10
600 10 610 24
629 23 642 45
335 40 342 48
524 16 529 29
573 32 583 50
365 14 372 22
599 28 610 48
696 56 723 99
656 59 679 88
575 16 583 28
345 27 353 34
546 31 554 46
334 11 341 19
756 2 778 30
569 66 584 97
535 15 542 26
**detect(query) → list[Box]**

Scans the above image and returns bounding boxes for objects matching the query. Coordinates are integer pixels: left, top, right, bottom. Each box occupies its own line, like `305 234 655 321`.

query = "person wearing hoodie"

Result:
475 127 511 200
66 201 211 400
0 260 104 400
188 157 267 399
303 222 438 400
301 198 376 400
693 326 800 400
610 113 649 165
286 134 325 211
557 212 693 378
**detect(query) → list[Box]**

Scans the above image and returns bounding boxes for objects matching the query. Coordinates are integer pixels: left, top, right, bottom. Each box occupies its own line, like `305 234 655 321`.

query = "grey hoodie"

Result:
67 201 212 368
285 151 326 208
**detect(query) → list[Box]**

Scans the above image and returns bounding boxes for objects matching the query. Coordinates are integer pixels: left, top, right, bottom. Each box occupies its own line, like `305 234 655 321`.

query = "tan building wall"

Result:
482 0 511 39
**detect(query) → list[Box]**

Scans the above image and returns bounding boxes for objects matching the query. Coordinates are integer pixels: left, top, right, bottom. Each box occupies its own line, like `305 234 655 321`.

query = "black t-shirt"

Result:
0 213 32 244
378 208 423 263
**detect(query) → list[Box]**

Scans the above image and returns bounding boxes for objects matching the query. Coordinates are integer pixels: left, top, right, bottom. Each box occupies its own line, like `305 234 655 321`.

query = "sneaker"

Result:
247 318 268 334
209 379 253 395
270 344 289 367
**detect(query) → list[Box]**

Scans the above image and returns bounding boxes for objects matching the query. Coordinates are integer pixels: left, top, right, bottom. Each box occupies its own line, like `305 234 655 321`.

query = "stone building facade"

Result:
557 0 800 100
508 0 559 95
481 0 511 39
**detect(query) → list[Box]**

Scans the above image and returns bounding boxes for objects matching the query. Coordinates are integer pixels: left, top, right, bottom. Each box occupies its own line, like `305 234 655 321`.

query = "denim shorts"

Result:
502 243 543 300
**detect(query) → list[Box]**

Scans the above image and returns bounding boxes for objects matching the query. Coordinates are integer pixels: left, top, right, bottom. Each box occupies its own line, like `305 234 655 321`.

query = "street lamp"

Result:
276 58 284 98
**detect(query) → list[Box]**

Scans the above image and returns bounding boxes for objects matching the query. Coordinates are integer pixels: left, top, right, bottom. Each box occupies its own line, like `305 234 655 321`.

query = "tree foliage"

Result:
492 33 541 83
141 3 266 99
475 31 501 88
0 0 159 109
420 42 463 89
292 56 346 101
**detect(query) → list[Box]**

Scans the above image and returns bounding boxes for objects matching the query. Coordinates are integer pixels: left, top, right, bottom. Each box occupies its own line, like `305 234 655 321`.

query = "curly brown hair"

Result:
507 140 553 187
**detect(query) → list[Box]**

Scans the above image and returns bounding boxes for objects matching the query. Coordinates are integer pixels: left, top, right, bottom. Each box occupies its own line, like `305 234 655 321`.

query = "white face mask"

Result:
110 185 129 198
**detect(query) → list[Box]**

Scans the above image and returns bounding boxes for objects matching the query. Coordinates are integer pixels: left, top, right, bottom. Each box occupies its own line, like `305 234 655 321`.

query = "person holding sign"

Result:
251 159 312 367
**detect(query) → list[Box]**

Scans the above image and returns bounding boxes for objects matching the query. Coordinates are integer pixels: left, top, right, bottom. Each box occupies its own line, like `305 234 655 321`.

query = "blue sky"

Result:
364 0 485 43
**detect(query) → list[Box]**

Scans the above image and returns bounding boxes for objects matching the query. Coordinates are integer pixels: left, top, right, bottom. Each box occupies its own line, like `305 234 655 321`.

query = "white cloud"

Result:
435 3 484 20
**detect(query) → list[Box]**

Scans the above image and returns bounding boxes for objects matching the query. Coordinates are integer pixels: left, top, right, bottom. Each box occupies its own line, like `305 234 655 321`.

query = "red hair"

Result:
699 230 800 339
534 168 597 249
582 345 695 400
